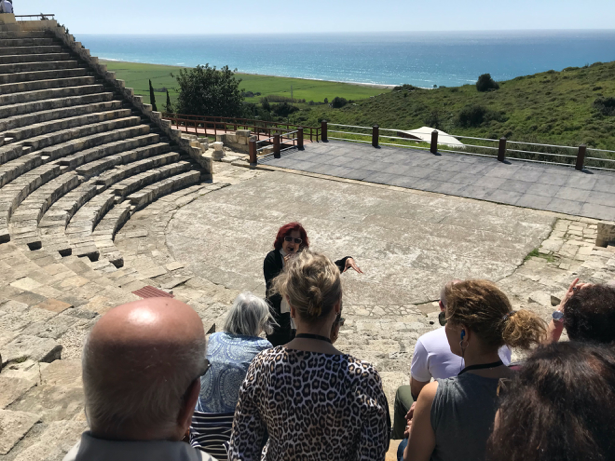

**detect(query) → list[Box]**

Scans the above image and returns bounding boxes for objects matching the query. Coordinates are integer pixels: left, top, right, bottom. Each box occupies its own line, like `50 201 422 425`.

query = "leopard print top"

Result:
228 346 390 461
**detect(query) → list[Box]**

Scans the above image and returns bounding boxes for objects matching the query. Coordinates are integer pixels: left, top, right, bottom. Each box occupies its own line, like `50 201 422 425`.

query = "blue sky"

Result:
21 0 615 34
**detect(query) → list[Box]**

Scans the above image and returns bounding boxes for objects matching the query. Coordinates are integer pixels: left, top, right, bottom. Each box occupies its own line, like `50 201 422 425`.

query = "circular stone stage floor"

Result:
164 168 555 391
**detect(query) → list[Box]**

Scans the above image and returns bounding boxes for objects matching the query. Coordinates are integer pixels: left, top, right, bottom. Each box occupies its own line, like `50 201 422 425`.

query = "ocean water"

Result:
77 31 615 88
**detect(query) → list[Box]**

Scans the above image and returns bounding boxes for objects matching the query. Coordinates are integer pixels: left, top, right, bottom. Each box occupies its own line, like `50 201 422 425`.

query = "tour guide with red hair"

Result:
263 222 363 346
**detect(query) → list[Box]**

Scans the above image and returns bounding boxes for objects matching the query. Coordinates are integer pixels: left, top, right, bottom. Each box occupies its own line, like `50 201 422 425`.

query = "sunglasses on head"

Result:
284 236 302 244
438 311 447 326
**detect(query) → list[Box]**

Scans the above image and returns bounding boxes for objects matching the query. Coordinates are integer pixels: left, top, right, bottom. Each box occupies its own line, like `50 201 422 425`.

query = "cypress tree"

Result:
149 79 158 112
165 90 173 114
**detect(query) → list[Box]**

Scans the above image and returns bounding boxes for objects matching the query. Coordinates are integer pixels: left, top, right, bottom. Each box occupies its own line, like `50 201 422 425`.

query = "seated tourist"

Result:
402 280 546 461
487 341 615 461
392 280 512 440
190 292 274 460
63 298 215 461
547 278 615 344
229 250 390 461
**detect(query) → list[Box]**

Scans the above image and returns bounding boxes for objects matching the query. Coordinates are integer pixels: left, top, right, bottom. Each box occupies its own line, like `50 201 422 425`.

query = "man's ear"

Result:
290 304 296 319
177 379 200 437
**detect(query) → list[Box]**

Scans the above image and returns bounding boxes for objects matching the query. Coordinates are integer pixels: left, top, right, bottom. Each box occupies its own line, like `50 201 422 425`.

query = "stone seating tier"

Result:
0 27 210 285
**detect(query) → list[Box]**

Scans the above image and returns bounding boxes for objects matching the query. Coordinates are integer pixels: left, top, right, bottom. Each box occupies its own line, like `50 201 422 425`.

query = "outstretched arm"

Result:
403 381 437 461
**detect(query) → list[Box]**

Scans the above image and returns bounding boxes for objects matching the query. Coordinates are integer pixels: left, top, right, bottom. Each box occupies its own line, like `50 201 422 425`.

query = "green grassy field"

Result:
102 61 388 109
104 60 615 151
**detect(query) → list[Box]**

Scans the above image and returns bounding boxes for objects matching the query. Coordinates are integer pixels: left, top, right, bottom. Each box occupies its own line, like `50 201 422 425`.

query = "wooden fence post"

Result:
576 144 587 171
372 125 379 148
498 137 507 162
321 120 328 142
249 138 257 164
298 127 304 150
274 134 281 158
430 130 439 154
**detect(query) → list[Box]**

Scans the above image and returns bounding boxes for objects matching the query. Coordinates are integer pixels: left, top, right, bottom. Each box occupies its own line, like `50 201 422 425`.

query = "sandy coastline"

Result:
98 58 396 89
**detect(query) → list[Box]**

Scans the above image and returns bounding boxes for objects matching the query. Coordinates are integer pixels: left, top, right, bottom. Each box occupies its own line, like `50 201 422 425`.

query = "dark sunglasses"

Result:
284 236 302 244
438 311 447 326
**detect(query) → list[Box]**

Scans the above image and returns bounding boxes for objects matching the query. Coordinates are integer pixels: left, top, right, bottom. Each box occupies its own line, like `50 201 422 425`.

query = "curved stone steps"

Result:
0 52 72 65
114 161 194 200
0 152 41 188
0 45 63 56
127 169 201 210
77 142 172 179
0 91 113 119
0 99 122 133
29 117 144 156
94 151 180 187
58 132 159 170
4 108 132 143
9 172 81 248
0 75 96 95
39 180 99 257
0 163 64 242
0 37 56 47
0 67 89 85
0 83 104 107
36 147 177 257
0 31 49 39
0 59 79 76
91 202 132 268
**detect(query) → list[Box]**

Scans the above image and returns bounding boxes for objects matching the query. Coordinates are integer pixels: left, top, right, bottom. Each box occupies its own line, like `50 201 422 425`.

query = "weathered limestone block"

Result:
0 376 36 409
1 335 62 366
9 382 85 422
12 420 87 461
596 222 615 247
212 141 225 160
0 409 40 455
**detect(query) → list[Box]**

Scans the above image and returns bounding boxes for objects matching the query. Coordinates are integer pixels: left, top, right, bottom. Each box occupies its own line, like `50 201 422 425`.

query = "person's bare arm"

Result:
546 278 592 343
403 381 438 461
410 377 429 401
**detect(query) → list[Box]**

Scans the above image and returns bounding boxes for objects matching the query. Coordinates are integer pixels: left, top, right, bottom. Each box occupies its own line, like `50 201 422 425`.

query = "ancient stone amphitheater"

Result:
0 18 234 459
1 17 615 461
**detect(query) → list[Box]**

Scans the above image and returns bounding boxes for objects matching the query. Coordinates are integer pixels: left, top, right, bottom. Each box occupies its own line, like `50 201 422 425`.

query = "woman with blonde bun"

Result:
229 250 389 461
402 280 547 461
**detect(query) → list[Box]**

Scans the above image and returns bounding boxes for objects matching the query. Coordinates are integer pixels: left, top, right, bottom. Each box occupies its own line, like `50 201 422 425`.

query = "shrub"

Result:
457 105 507 127
272 102 299 118
165 90 173 113
331 96 348 108
457 105 488 127
594 97 615 116
324 98 328 104
476 73 499 92
174 64 243 117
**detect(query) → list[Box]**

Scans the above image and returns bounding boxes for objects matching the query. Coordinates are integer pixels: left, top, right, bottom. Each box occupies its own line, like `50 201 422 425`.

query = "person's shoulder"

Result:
264 250 277 261
417 327 448 350
346 355 382 379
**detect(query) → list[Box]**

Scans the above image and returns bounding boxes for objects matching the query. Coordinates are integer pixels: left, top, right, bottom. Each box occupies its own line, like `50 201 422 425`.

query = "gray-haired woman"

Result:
190 292 274 460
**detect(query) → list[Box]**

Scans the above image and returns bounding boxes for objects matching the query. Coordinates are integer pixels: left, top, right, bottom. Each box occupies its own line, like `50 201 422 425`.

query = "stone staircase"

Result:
0 20 229 459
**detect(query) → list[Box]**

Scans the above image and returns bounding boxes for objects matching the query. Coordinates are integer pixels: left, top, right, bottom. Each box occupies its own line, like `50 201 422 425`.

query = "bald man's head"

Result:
83 298 206 441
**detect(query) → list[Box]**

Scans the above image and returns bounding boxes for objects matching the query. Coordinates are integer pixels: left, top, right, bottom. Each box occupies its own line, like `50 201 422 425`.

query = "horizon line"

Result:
74 28 615 36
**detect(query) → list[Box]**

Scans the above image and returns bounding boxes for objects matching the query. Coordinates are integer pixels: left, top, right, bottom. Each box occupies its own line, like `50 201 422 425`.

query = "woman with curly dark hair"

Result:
263 222 362 346
487 341 615 461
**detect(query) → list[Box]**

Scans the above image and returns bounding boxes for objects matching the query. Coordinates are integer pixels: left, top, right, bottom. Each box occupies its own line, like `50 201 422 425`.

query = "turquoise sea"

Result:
77 31 615 88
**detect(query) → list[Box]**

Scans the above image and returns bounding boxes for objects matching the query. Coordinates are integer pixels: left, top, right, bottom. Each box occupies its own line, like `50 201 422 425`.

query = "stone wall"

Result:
18 20 214 178
215 130 251 153
597 222 615 247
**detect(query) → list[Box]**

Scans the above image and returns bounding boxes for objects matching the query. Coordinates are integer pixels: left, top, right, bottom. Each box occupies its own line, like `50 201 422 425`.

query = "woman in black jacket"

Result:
264 222 363 346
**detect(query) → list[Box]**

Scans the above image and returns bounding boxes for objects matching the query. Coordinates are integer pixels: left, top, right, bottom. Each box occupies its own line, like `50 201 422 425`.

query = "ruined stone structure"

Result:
1 16 614 461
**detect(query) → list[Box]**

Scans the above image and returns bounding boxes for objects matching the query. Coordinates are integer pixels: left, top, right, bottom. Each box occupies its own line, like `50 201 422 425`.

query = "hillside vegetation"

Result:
105 60 615 150
293 62 615 149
